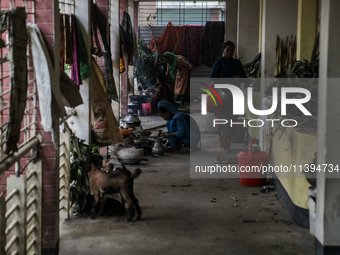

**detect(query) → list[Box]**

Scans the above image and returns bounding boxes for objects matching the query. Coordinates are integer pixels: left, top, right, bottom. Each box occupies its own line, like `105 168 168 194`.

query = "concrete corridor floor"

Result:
59 115 314 255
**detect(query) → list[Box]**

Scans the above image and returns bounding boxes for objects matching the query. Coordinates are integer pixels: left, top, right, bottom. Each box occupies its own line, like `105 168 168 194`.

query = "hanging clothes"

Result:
102 53 118 100
183 25 203 68
75 16 91 81
119 25 126 73
121 11 134 65
71 14 81 86
150 22 184 56
71 14 91 86
91 3 103 57
203 21 225 68
64 14 73 65
93 3 118 101
3 7 28 154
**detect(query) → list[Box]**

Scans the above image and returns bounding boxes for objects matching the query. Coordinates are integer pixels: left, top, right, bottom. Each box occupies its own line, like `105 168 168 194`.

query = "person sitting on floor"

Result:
158 100 200 152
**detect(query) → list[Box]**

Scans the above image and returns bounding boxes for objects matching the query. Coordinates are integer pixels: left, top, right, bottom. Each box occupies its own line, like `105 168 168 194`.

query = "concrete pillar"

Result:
71 0 92 144
296 0 317 61
258 0 263 53
316 0 340 254
259 0 297 148
260 0 298 78
225 0 238 43
237 0 260 64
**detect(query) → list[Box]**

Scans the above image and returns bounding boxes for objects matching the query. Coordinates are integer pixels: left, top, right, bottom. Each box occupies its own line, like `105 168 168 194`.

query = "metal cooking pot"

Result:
117 158 148 165
134 131 152 137
132 137 153 148
127 102 139 109
120 121 135 129
123 114 141 126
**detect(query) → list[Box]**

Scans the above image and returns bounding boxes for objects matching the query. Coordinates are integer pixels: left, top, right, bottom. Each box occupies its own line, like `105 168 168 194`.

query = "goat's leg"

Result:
133 197 142 221
120 190 135 222
129 192 142 221
118 193 126 215
99 195 106 216
119 192 126 210
91 193 101 220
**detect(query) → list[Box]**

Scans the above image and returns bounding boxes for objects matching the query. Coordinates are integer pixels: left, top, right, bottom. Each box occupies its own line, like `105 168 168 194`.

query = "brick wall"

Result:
0 0 58 253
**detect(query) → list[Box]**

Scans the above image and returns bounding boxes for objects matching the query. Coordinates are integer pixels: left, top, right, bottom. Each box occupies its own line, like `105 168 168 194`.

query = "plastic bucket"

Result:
142 103 151 116
236 138 269 186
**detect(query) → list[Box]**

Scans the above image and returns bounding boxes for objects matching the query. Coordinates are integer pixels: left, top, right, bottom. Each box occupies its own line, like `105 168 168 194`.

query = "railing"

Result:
0 159 42 255
59 123 71 220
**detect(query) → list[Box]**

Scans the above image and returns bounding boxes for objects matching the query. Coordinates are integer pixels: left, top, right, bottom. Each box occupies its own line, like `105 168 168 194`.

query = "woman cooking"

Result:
209 41 246 153
158 100 200 153
163 52 193 107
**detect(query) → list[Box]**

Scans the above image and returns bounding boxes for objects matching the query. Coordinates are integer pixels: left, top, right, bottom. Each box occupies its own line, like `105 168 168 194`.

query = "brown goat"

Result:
82 152 142 221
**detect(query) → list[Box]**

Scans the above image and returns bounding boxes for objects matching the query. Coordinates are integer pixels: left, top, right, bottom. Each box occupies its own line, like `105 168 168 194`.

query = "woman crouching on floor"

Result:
158 100 200 153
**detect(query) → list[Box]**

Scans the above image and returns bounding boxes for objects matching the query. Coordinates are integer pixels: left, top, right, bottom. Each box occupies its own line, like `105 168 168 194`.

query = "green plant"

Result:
276 57 319 78
243 52 261 78
146 12 157 27
134 41 165 90
69 135 102 215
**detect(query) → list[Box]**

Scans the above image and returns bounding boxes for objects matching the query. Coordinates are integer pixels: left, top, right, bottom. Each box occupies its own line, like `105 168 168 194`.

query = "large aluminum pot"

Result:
123 114 141 126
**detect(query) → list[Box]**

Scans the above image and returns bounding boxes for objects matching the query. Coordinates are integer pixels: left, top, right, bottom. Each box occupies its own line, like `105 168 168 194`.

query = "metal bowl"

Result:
117 158 148 165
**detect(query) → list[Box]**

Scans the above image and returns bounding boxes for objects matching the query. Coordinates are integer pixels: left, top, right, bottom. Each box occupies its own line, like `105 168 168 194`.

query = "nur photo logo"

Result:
198 82 312 128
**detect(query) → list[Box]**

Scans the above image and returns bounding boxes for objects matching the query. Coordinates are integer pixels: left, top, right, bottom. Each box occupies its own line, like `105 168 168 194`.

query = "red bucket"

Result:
142 103 151 116
236 138 269 186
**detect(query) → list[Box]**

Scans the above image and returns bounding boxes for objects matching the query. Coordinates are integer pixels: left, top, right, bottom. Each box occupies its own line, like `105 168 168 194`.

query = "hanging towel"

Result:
71 14 81 86
2 7 28 154
28 24 53 134
65 14 73 65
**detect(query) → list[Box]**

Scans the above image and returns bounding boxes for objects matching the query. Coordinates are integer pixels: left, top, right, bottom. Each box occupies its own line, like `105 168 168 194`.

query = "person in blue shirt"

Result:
210 41 246 153
210 41 246 78
158 100 200 153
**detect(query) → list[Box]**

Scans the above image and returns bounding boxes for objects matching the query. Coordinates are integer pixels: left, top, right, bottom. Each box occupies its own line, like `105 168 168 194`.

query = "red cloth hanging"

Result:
150 22 184 56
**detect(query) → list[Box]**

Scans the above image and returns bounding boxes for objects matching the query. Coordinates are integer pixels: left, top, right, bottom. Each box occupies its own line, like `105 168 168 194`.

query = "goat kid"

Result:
82 152 142 222
101 158 114 172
